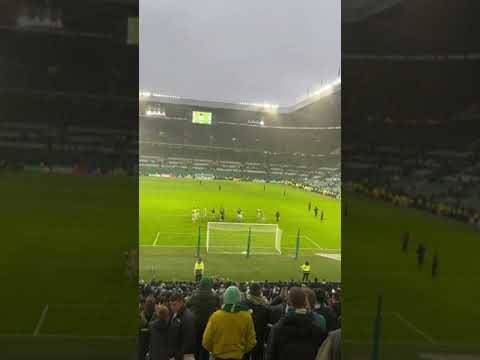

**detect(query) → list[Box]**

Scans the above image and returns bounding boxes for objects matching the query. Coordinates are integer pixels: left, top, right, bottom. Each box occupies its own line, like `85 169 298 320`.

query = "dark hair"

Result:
169 293 184 303
249 283 261 297
155 304 170 321
288 287 306 309
316 289 326 303
303 287 316 309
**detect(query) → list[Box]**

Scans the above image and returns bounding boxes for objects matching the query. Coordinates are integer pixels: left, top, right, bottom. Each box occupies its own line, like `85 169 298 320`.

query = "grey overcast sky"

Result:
140 0 340 106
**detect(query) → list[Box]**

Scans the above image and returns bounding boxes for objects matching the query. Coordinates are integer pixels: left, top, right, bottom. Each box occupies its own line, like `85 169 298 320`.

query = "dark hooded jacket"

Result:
266 309 326 360
149 319 171 360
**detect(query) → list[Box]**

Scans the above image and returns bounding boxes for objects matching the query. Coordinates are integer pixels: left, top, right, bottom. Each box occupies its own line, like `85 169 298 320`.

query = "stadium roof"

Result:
140 0 340 108
140 78 340 115
342 0 403 22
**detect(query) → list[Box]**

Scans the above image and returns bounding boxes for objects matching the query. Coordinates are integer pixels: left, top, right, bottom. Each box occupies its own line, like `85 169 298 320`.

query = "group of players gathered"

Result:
193 180 329 225
192 207 273 223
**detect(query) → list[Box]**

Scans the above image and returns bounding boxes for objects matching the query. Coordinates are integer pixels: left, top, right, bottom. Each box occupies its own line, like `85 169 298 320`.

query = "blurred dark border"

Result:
342 0 480 359
0 1 138 359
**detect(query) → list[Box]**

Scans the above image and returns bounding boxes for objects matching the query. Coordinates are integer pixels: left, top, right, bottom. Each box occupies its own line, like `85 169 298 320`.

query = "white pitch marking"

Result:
393 312 437 344
303 235 322 249
33 304 49 336
153 232 160 246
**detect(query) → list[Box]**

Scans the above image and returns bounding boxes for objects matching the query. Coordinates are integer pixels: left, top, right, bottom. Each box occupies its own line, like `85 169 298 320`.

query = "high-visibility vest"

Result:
194 261 204 273
301 264 311 273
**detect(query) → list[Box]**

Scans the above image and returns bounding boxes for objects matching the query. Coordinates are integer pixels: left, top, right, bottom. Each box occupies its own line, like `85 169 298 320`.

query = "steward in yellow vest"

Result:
194 258 205 282
300 261 311 282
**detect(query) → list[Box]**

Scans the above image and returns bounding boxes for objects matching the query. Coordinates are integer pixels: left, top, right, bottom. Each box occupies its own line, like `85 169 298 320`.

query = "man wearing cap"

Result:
187 278 220 360
203 286 257 360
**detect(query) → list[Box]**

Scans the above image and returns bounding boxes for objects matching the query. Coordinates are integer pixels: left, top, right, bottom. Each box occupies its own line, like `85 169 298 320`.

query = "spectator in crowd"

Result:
187 277 220 360
169 293 196 360
304 287 327 333
139 279 341 360
266 287 326 360
315 328 341 360
139 301 151 360
203 286 257 360
269 287 288 325
245 283 270 360
144 295 156 323
148 304 171 360
315 290 339 332
330 292 341 320
139 295 157 359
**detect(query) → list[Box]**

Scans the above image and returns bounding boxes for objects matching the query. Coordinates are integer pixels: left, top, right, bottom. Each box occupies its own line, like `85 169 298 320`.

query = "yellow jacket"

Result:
301 264 311 273
202 309 256 359
194 261 204 274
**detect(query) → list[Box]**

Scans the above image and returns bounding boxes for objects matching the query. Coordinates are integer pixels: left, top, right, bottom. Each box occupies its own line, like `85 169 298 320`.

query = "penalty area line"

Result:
153 232 160 246
303 235 322 249
33 304 49 336
393 312 437 345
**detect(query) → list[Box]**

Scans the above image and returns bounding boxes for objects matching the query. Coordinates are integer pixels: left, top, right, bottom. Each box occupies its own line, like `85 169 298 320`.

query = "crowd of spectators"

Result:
139 278 341 360
343 128 480 228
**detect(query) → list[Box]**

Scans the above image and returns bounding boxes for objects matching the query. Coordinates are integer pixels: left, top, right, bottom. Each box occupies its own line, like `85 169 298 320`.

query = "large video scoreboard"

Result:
192 111 212 125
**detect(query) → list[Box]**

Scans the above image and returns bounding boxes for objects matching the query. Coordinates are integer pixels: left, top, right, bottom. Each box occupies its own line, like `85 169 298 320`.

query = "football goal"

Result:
206 222 282 255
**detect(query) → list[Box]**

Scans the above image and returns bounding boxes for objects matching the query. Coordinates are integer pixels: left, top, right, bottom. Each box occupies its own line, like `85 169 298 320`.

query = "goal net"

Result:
206 222 282 255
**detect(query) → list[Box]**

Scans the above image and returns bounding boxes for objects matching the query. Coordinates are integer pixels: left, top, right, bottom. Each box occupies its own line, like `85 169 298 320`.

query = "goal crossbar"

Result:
206 222 282 255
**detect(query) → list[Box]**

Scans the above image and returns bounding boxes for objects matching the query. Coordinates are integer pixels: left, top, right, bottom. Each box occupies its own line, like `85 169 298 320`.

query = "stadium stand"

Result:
343 0 480 228
139 91 341 198
138 278 341 360
0 1 138 175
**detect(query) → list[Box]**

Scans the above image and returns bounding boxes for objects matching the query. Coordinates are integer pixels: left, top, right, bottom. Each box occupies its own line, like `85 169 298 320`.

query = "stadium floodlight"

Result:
152 93 181 99
145 109 166 117
309 77 341 99
206 222 282 255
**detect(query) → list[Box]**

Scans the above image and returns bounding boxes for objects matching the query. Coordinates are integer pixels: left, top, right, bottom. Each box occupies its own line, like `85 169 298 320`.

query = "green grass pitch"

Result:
343 193 480 359
0 173 137 359
139 177 341 282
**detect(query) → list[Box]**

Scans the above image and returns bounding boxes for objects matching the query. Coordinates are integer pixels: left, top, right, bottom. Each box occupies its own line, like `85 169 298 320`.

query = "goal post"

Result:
206 222 282 255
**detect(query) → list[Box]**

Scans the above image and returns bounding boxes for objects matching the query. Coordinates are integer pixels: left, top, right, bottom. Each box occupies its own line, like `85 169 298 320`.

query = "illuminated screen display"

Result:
192 111 212 125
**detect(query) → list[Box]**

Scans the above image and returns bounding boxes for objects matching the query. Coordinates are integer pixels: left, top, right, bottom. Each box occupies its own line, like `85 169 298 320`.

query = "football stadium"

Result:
138 83 341 282
343 1 480 359
138 2 343 360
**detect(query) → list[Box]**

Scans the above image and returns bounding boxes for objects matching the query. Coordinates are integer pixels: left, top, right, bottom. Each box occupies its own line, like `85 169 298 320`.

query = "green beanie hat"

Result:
223 286 241 305
199 277 213 289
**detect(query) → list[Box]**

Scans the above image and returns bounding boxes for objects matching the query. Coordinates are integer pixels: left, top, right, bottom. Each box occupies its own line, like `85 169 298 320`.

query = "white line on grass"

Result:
303 235 322 249
303 235 340 252
315 253 341 261
153 232 160 246
33 304 49 336
140 245 341 251
393 312 437 345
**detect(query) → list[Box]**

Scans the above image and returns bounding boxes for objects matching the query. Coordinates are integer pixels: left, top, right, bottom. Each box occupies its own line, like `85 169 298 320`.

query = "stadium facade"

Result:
139 80 341 197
